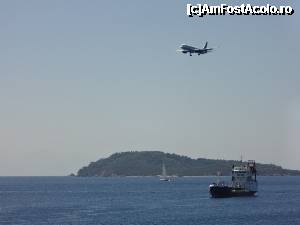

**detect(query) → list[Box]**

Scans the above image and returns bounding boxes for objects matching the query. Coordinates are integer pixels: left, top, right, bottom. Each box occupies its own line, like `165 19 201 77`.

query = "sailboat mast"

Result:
162 162 166 177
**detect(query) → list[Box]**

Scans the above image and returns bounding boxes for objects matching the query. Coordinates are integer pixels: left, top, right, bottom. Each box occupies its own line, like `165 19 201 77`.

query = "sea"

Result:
0 176 299 225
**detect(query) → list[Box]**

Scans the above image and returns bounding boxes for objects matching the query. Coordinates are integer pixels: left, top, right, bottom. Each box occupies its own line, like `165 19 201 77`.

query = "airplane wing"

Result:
176 49 190 53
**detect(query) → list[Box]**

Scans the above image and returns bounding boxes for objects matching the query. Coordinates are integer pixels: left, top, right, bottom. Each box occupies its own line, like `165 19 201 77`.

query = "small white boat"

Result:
159 162 171 181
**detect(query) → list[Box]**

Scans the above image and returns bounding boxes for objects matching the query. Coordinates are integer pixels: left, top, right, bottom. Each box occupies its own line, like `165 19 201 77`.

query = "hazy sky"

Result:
1 0 299 175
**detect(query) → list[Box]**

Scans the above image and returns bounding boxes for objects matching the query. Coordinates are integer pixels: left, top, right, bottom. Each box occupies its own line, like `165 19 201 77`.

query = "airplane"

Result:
177 42 213 56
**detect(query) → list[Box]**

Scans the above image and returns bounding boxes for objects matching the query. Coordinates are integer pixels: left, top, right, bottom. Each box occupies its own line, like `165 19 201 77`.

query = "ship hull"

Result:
209 185 232 198
209 185 256 198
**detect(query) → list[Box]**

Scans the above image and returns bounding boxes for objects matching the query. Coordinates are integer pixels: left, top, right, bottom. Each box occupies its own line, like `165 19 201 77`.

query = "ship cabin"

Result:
231 160 257 190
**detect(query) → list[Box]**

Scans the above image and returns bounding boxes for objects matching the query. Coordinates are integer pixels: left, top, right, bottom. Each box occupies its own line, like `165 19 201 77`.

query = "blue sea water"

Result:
0 176 300 225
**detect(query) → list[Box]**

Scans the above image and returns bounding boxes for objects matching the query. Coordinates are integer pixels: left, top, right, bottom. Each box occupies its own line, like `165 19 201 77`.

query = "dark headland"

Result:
77 151 300 177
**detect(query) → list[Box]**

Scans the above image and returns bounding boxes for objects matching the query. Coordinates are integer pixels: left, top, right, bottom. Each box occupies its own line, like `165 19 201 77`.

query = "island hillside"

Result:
77 151 300 177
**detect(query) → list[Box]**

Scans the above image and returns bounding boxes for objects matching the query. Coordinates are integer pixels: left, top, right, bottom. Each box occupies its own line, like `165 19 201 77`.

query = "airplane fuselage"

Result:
178 42 213 56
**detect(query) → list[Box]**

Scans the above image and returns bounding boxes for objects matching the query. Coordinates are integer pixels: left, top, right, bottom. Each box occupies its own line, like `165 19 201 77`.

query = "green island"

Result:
77 151 300 177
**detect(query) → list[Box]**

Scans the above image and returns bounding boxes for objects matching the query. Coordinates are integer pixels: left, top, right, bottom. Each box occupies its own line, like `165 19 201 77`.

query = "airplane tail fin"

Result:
204 41 208 49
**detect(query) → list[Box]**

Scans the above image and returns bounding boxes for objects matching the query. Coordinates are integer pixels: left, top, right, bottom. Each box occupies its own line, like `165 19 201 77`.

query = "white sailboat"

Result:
159 162 171 181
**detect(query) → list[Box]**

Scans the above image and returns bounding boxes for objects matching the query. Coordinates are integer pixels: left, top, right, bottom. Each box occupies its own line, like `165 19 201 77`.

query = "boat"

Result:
209 160 257 198
159 162 171 181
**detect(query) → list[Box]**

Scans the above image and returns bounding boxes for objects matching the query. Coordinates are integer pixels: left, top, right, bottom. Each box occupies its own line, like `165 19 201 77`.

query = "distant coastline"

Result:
76 151 300 177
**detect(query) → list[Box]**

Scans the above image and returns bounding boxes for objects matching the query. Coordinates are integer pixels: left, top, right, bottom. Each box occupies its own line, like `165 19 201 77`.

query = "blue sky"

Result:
1 0 299 175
